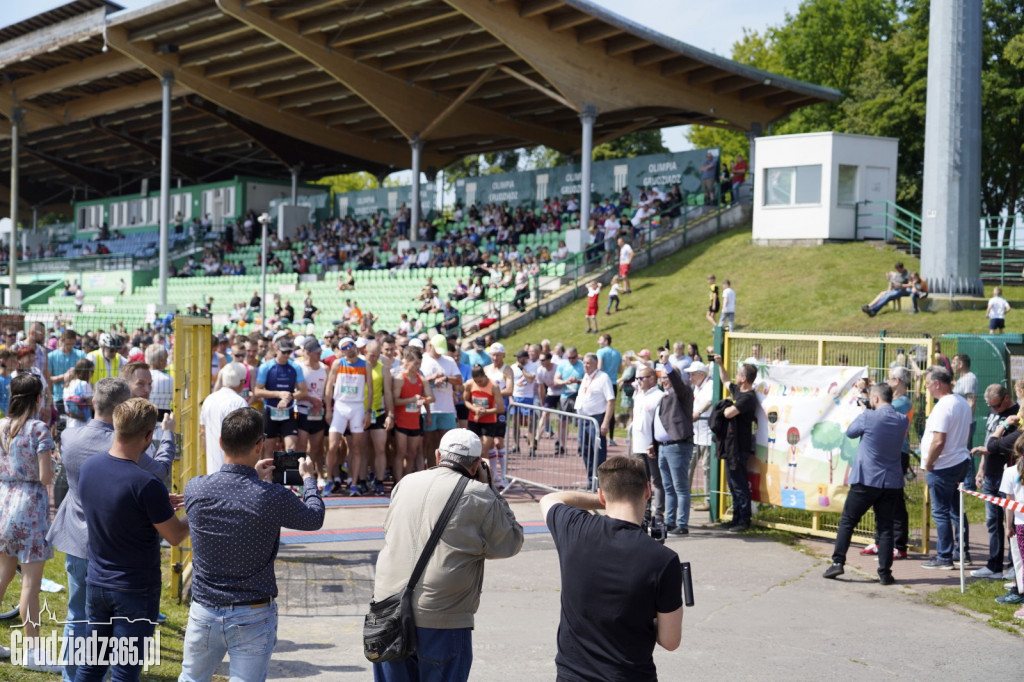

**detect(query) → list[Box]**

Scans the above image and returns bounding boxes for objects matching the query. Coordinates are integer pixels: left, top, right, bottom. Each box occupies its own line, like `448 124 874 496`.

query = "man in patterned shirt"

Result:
180 407 324 681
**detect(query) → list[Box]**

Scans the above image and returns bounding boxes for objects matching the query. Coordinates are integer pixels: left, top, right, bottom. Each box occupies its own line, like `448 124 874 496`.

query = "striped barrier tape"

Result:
958 484 1024 514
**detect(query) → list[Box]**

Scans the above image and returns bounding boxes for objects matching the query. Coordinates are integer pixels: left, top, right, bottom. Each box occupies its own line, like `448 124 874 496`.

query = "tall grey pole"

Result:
410 136 423 239
8 107 21 309
291 167 298 205
260 213 269 334
158 72 173 308
579 104 597 237
920 0 982 295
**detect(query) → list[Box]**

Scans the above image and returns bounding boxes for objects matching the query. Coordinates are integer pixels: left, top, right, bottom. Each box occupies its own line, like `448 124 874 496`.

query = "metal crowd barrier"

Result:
502 400 601 497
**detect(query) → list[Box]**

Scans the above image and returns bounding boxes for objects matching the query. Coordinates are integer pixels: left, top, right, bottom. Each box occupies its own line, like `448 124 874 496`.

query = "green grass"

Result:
502 228 1024 353
0 550 192 681
929 579 1024 635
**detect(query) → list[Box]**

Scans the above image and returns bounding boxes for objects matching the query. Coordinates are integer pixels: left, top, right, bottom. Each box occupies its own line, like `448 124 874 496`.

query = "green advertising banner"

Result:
336 186 437 220
453 148 719 209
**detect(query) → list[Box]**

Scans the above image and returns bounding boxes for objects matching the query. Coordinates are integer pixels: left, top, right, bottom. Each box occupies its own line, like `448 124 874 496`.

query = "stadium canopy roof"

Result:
0 0 841 210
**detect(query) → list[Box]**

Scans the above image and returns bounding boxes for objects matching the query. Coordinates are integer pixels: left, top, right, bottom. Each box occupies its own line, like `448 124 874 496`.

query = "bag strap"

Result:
405 476 469 593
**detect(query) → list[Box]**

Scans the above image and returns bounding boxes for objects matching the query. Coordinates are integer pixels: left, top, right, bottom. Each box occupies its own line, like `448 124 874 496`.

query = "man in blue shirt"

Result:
48 330 86 415
554 347 584 412
466 337 492 369
180 407 324 681
255 337 308 457
76 398 190 681
823 383 908 585
596 334 623 443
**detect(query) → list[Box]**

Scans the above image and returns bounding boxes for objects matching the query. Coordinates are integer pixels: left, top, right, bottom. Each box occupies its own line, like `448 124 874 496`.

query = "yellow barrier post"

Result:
169 316 211 602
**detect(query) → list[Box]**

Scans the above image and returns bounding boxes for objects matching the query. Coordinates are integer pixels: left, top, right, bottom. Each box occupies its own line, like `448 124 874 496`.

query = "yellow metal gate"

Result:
169 316 211 601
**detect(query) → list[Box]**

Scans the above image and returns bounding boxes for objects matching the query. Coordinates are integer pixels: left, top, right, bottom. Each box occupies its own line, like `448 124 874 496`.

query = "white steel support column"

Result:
410 136 423 239
158 72 172 308
579 104 597 234
259 213 269 334
8 108 21 309
291 167 299 205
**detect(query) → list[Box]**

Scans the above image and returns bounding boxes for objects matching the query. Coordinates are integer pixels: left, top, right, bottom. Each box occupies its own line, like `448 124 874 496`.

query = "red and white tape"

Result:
958 484 1024 514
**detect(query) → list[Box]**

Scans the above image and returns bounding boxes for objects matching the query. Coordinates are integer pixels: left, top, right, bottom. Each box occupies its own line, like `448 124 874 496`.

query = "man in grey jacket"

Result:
371 428 524 682
46 378 176 682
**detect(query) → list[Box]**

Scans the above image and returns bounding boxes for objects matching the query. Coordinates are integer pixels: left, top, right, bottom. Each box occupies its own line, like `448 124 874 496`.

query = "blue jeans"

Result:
982 475 1006 572
868 288 908 314
926 459 970 562
578 412 607 490
76 585 160 682
179 601 278 682
63 554 88 682
659 442 693 529
373 627 473 682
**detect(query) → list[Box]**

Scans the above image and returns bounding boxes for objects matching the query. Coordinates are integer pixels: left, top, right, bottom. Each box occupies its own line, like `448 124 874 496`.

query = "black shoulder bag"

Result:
363 476 469 663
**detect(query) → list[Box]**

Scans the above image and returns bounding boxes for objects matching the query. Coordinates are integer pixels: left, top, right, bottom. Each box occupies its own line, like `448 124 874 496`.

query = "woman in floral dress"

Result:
0 374 58 671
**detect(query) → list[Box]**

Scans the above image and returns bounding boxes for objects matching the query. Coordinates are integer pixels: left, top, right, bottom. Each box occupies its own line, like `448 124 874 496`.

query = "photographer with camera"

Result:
371 429 523 682
822 382 907 585
540 456 683 681
180 407 324 682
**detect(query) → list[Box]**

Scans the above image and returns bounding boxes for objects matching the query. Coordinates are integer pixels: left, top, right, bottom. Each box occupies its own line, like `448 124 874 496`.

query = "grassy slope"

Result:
501 228 1023 353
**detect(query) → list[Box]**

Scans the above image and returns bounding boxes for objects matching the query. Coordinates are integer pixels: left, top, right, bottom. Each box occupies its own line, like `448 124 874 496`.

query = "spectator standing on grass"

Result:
541 457 682 682
179 408 324 682
987 287 1011 334
919 366 973 570
719 280 736 330
617 236 634 294
822 382 907 585
585 281 601 334
705 275 720 328
605 276 621 315
969 383 1020 580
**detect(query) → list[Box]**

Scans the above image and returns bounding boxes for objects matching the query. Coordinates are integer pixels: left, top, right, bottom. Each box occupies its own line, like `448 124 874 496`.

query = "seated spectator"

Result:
450 278 469 301
555 241 569 261
861 262 912 317
436 301 461 335
337 269 356 291
909 272 928 314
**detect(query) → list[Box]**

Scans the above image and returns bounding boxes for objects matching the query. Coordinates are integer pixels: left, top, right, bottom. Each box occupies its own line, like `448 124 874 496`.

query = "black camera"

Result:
272 450 306 485
856 395 872 409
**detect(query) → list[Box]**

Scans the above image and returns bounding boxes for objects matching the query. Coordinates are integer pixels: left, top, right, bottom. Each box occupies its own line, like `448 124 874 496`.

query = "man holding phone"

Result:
180 407 325 681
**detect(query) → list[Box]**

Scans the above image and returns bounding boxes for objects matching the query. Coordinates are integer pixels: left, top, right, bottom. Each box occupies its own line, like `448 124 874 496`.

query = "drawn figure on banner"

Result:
765 407 779 463
827 382 841 407
817 483 830 508
784 427 800 489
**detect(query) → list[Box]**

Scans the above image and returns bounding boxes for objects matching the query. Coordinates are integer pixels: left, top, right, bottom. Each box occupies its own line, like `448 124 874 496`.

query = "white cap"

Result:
409 338 424 349
294 335 306 350
687 361 708 375
272 330 290 344
488 342 506 354
339 337 356 349
438 428 483 466
355 337 369 349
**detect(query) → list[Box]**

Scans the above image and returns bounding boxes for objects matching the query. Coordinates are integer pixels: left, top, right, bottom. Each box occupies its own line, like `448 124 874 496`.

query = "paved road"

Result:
231 498 1024 681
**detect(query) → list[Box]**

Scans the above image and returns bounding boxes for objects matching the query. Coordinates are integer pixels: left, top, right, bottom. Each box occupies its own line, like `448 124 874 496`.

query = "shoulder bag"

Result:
363 476 469 663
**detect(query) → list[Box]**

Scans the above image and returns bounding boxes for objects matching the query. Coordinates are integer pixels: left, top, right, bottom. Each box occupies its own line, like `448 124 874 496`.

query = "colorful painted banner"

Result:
740 364 869 512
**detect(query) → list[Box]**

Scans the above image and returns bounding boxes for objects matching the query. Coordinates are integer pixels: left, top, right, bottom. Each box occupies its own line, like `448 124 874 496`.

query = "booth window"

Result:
764 165 822 206
837 165 858 205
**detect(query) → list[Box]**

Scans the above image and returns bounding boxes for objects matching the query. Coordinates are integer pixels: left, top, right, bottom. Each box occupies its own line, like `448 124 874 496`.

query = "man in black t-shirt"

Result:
718 360 758 532
541 457 683 682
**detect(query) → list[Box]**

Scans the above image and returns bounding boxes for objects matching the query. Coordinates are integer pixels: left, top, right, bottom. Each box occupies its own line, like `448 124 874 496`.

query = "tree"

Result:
592 130 667 161
314 171 378 194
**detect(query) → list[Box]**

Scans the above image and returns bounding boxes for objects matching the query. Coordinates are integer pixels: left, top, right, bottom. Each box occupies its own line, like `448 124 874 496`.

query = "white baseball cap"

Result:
355 337 369 349
488 342 506 354
439 428 483 465
687 361 708 375
409 338 424 349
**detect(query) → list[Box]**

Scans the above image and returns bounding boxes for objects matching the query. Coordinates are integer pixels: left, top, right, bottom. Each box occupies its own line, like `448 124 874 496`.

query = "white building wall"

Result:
752 132 898 244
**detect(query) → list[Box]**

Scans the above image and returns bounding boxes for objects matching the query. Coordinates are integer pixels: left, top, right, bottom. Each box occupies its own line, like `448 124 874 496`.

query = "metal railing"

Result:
503 401 602 495
854 200 922 254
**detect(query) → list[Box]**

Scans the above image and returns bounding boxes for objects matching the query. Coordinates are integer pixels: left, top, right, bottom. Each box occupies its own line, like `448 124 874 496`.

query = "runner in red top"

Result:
392 347 433 479
463 365 505 462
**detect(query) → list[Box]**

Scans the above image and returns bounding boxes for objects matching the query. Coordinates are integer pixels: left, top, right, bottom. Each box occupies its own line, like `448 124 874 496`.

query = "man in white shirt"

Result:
144 344 174 417
689 361 715 512
421 335 463 461
575 353 615 489
199 362 249 474
719 280 736 331
631 365 665 528
920 366 973 570
617 236 634 294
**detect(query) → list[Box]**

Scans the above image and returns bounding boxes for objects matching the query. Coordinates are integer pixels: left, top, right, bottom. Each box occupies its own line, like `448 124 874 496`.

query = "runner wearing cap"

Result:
422 335 463 462
393 347 434 480
324 337 374 496
297 338 329 484
254 336 308 458
484 343 514 487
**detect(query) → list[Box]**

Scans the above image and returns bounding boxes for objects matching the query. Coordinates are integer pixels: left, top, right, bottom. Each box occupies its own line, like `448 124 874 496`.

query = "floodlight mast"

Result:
259 212 270 334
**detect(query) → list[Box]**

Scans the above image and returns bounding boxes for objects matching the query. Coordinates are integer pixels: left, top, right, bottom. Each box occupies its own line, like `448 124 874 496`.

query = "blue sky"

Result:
0 0 797 151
